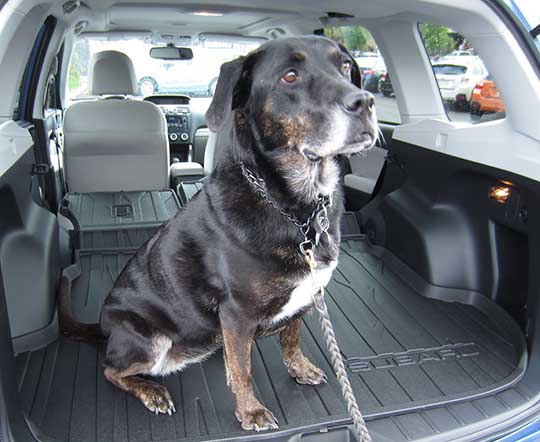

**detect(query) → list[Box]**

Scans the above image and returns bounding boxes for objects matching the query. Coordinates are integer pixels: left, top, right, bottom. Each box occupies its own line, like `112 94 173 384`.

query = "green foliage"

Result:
69 40 90 81
68 68 80 91
68 40 90 92
324 26 375 52
419 23 456 56
341 27 367 51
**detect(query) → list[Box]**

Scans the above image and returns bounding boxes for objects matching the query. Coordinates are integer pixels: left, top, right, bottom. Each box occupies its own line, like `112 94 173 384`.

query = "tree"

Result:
341 26 367 51
324 26 375 52
419 23 456 56
324 26 343 43
67 40 90 92
71 40 90 76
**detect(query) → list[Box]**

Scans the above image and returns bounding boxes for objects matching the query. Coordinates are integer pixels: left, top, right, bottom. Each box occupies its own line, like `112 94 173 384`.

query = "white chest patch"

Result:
148 335 214 376
272 259 338 324
149 335 173 376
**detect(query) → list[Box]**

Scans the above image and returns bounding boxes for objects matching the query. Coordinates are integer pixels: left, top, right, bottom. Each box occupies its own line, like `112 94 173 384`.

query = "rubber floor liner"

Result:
16 239 526 442
61 190 180 250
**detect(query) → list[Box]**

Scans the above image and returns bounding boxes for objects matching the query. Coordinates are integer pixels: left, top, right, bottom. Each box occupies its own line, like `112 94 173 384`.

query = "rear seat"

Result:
64 50 170 193
60 190 180 250
343 146 387 206
175 121 227 204
61 50 180 251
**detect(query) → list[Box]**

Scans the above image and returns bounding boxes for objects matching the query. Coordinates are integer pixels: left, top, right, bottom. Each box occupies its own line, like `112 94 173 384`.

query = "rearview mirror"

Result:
150 46 193 60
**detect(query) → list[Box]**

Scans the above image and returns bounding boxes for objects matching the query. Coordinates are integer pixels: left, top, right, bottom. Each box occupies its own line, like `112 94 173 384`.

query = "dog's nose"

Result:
343 90 375 114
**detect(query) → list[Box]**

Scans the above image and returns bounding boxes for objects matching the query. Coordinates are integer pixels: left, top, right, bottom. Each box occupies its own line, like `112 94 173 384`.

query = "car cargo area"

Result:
2 0 540 440
14 197 528 441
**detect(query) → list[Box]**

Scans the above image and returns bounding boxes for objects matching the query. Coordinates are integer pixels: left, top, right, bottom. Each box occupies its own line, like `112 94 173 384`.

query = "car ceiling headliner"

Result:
72 0 421 37
64 0 500 45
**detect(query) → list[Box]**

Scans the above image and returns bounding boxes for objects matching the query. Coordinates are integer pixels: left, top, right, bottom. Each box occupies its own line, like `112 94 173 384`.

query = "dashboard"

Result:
144 95 199 163
160 105 191 144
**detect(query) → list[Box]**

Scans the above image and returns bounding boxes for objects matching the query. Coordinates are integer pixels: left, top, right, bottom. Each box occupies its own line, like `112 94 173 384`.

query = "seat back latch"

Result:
32 163 51 175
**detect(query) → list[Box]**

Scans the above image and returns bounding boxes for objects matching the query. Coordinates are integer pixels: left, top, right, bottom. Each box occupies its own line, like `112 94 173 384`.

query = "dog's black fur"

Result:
59 35 376 431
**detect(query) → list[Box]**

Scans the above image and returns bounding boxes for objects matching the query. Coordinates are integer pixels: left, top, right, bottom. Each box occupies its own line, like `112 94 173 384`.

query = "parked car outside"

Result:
432 57 488 110
447 50 474 57
470 75 505 115
354 53 380 82
136 59 218 97
378 71 394 97
353 51 379 71
357 56 386 92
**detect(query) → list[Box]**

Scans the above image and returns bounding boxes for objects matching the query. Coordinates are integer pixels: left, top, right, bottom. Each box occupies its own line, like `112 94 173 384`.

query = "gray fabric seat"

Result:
169 118 226 182
169 129 219 181
63 51 169 193
344 146 387 195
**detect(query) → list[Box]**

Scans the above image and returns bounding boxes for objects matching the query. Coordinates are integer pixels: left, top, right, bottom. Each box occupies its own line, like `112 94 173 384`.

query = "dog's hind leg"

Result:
220 314 279 432
279 318 327 385
102 325 176 415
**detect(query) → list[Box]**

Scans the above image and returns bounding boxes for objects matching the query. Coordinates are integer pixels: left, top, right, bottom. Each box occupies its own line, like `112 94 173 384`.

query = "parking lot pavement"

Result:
373 93 477 124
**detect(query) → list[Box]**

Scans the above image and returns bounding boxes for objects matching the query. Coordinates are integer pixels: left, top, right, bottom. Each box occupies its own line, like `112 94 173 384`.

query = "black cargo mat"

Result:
17 239 526 442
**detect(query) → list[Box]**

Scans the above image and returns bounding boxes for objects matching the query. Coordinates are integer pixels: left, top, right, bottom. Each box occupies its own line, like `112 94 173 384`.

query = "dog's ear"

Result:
206 53 261 132
205 57 245 132
337 43 362 88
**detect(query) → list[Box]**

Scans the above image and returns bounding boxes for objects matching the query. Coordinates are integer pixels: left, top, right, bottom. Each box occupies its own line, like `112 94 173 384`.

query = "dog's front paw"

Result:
286 356 327 385
235 406 279 432
138 381 176 415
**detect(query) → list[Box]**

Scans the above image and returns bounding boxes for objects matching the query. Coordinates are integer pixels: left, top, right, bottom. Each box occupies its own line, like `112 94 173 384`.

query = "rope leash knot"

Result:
305 251 372 442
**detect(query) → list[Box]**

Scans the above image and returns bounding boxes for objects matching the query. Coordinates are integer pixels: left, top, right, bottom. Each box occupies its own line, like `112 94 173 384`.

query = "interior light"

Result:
489 185 511 204
190 11 224 17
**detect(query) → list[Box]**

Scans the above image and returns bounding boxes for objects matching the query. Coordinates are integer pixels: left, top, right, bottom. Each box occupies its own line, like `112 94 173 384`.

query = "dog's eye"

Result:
281 70 298 84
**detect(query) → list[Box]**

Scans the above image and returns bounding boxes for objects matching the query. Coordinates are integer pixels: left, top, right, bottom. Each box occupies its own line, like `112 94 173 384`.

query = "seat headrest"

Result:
204 114 234 175
89 50 137 96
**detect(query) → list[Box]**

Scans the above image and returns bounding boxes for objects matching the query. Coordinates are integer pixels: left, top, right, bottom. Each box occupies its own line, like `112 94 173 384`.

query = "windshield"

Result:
433 64 468 75
67 37 260 100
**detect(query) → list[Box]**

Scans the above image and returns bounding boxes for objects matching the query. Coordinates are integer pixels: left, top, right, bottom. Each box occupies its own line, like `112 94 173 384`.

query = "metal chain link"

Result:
239 162 371 441
239 161 326 229
239 162 331 255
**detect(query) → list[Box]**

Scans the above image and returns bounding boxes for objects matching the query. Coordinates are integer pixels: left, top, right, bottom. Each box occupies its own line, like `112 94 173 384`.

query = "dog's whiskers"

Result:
377 125 386 148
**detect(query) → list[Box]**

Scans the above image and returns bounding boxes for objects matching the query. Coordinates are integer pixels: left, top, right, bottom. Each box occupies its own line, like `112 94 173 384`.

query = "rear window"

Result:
432 64 467 75
419 23 506 124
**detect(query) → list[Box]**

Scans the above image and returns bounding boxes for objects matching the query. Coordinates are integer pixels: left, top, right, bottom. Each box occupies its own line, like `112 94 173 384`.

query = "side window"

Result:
419 23 506 123
67 39 90 100
324 26 401 124
43 57 59 112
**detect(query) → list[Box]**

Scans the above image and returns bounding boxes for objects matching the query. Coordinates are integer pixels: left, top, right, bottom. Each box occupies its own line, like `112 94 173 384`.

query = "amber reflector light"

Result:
489 185 511 204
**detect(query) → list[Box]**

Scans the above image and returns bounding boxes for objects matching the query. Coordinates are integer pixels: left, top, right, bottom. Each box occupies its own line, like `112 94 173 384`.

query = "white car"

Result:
433 57 488 109
447 50 474 57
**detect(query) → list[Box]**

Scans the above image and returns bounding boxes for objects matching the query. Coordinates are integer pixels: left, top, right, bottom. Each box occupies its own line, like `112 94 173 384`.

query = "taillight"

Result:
474 81 484 92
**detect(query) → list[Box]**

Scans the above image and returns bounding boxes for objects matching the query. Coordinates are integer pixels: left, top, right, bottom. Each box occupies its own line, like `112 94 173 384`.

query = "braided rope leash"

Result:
305 250 372 442
237 163 370 440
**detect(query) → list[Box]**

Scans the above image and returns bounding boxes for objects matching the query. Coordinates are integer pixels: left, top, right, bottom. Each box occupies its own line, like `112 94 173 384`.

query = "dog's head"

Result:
206 36 378 202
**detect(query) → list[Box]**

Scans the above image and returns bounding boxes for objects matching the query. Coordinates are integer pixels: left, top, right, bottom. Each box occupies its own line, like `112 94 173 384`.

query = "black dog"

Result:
59 35 377 432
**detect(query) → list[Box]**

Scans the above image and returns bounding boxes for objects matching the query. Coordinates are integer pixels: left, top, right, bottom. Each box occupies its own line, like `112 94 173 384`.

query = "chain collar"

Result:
239 161 332 257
